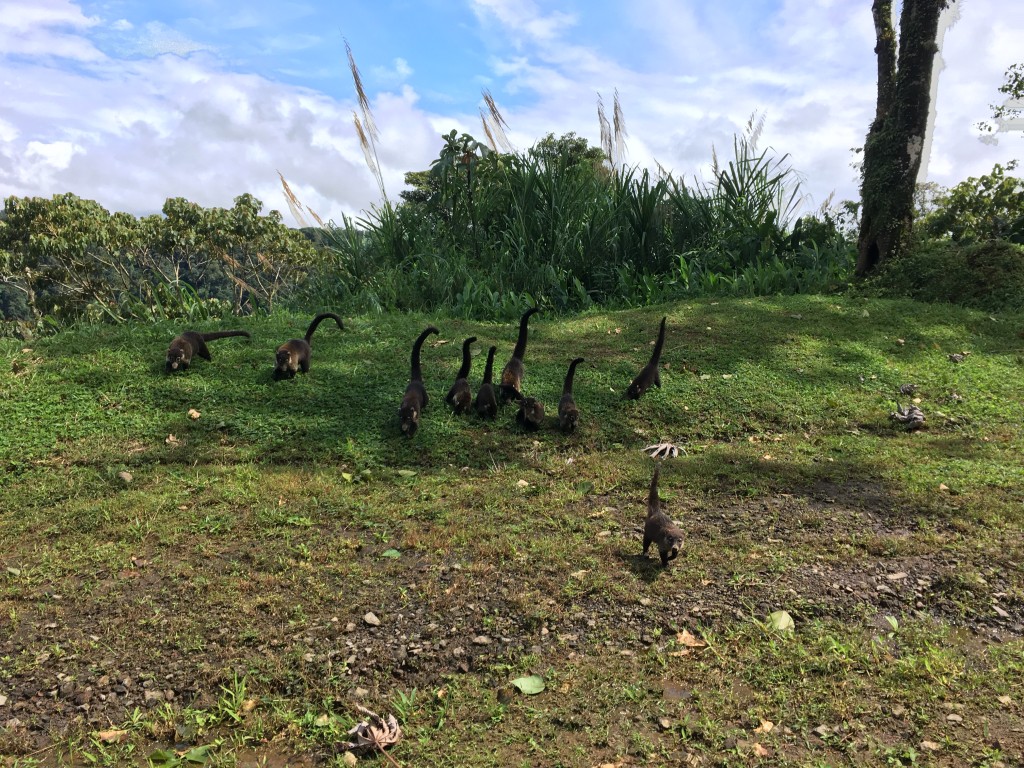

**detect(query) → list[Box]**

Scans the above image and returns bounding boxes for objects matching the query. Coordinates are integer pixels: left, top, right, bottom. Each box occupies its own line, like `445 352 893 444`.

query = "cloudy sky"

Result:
1 0 1021 226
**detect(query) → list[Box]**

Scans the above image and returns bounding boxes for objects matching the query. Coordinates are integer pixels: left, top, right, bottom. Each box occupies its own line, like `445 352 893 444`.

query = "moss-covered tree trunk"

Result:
857 0 952 276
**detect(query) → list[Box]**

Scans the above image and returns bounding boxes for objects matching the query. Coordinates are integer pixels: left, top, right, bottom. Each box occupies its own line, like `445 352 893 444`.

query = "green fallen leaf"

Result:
182 745 213 764
381 549 401 559
768 610 795 634
397 469 417 478
510 674 545 695
6 567 20 577
341 472 353 483
575 481 594 495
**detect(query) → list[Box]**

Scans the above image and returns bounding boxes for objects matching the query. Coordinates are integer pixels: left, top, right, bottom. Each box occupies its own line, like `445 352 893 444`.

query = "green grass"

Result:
1 295 1023 767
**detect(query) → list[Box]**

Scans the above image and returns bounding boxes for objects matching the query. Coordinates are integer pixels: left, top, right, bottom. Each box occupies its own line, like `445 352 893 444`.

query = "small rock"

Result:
341 751 358 767
994 606 1010 619
0 694 6 707
657 717 672 731
353 687 369 699
886 572 908 581
890 704 906 717
946 713 963 723
143 690 165 707
813 725 831 738
472 635 491 646
920 740 941 751
117 471 133 484
345 622 357 633
363 612 381 627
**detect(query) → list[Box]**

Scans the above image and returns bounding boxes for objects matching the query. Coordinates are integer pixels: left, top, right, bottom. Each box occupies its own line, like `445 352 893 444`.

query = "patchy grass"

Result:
1 295 1023 767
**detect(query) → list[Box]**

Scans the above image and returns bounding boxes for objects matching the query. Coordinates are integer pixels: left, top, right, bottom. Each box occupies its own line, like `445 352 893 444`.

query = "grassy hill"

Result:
1 295 1023 767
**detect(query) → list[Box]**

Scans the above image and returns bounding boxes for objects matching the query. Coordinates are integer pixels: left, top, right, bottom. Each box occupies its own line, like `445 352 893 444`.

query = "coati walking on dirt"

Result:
399 326 440 436
273 313 344 380
557 357 585 432
642 463 684 567
499 307 539 403
626 316 667 399
165 330 251 373
474 346 499 419
445 336 478 414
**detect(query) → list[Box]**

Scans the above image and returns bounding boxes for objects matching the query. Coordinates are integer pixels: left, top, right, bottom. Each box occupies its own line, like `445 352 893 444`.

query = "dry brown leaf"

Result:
676 629 706 648
95 729 128 744
754 719 774 734
187 409 201 420
752 743 770 757
165 434 179 445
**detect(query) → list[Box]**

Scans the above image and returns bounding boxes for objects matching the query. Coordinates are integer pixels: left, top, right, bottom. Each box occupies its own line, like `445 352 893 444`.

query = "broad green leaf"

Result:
381 549 401 559
341 472 353 483
768 610 795 634
397 469 417 478
510 675 545 695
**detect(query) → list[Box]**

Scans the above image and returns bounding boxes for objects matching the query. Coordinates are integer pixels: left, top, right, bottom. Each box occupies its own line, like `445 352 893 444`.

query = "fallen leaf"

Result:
380 549 401 559
516 479 529 488
754 719 774 734
165 434 179 445
753 743 770 757
187 409 201 420
997 695 1012 706
768 610 795 634
676 629 707 648
396 469 417 478
510 675 545 695
920 740 941 751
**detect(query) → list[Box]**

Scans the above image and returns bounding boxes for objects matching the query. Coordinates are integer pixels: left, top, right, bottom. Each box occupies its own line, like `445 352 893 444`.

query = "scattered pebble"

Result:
363 612 381 627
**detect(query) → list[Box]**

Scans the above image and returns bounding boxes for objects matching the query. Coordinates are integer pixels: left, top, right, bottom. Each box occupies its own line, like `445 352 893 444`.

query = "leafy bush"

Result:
864 239 1024 312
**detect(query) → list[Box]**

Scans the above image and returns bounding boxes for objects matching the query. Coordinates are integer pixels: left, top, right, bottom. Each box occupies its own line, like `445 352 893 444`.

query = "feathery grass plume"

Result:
597 93 613 169
612 89 628 169
345 39 387 200
481 89 514 153
480 109 498 153
277 171 309 229
745 110 766 152
353 111 384 198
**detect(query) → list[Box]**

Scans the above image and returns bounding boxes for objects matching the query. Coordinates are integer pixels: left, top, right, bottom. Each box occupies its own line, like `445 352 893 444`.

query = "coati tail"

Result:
651 316 667 362
563 357 584 395
410 326 440 380
456 336 477 380
482 345 497 384
198 330 251 341
303 312 344 343
511 307 539 360
647 463 661 515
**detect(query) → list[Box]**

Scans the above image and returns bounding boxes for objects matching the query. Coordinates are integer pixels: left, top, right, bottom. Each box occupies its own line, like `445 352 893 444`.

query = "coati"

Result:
474 346 499 419
399 326 440 437
273 312 344 380
515 396 545 430
445 336 478 414
557 357 585 432
642 463 684 567
626 316 667 399
165 329 251 373
499 307 540 403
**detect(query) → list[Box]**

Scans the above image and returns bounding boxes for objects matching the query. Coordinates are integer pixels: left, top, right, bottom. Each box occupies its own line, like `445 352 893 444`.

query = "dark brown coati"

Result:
626 316 667 399
557 357 585 432
445 336 478 414
399 326 440 436
515 395 545 430
499 306 539 403
474 345 499 419
273 313 344 380
642 463 684 567
165 330 250 373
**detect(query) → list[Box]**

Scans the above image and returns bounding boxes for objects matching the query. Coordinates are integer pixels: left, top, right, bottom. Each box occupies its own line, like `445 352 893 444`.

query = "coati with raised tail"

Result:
626 316 667 400
274 312 344 380
445 336 478 414
557 357 585 432
642 463 684 567
399 326 440 436
515 395 545 430
474 345 499 419
499 306 539 403
165 330 251 373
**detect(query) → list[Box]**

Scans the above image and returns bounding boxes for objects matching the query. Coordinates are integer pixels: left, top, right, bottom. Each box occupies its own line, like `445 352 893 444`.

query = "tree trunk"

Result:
857 0 952 276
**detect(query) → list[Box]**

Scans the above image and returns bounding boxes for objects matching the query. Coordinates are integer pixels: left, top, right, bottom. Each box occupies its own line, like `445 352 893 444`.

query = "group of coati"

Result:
165 308 679 566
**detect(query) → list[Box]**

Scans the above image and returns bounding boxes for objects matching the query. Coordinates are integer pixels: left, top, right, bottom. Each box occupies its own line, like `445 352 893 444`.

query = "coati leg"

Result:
499 306 539 403
399 326 440 436
626 316 667 400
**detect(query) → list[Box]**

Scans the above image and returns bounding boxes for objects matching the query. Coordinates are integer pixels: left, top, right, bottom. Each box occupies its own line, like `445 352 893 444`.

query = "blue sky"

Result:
1 0 1022 225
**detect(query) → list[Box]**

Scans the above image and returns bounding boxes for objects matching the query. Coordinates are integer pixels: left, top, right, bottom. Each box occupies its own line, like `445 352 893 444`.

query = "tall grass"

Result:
300 128 854 317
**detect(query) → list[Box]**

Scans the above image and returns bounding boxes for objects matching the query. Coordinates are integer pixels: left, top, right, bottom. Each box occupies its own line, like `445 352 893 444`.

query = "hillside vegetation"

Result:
1 296 1023 767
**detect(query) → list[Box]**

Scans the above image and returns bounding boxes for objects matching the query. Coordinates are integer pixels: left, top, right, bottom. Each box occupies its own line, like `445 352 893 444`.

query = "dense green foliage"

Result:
304 131 854 319
0 193 320 331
